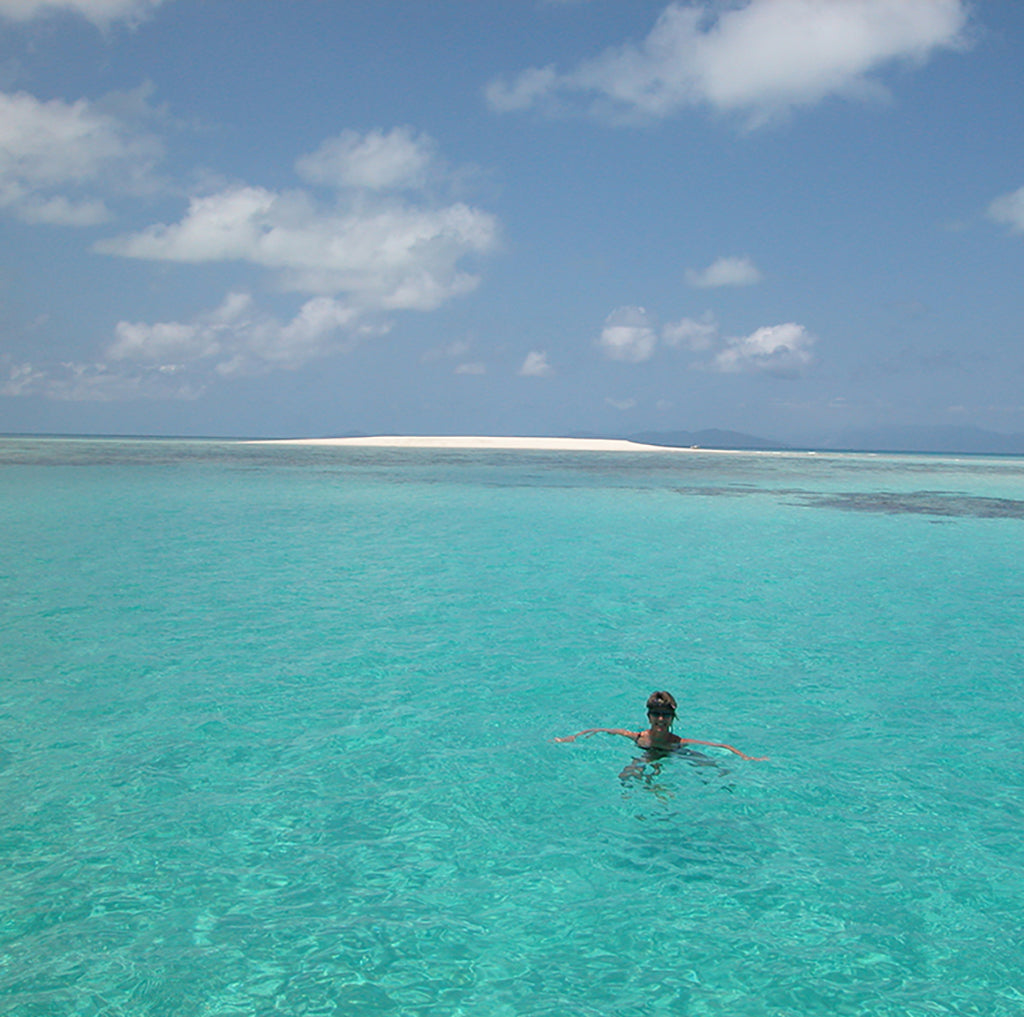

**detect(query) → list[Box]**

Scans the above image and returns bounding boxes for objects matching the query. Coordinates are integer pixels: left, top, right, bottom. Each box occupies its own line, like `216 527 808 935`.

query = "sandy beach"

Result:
251 435 705 452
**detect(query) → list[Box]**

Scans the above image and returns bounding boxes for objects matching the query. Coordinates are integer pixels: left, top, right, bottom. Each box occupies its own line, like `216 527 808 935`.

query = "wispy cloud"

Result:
597 306 658 362
107 291 389 378
2 356 201 401
605 396 636 411
3 288 392 400
0 0 169 28
421 339 472 363
0 89 162 225
685 255 762 288
988 185 1024 233
661 312 718 351
487 0 970 126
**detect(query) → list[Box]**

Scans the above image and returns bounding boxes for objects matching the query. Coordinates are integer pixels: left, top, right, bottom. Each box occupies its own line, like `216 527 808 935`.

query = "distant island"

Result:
8 426 1024 456
817 425 1024 455
629 426 1024 456
630 429 789 451
252 426 1024 455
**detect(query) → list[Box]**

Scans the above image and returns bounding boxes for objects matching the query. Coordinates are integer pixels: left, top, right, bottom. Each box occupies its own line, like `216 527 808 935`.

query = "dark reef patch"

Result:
794 491 1024 519
679 485 1024 520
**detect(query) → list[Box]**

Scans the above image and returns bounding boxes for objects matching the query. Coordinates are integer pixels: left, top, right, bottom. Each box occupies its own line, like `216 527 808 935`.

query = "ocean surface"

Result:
2 437 1023 1017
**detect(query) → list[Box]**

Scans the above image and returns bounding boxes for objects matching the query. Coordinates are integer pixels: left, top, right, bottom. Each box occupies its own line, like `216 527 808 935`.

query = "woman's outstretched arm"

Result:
677 737 768 761
554 728 637 743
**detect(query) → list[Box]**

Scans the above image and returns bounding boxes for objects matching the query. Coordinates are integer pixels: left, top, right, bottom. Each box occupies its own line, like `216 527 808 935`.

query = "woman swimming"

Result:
554 690 767 761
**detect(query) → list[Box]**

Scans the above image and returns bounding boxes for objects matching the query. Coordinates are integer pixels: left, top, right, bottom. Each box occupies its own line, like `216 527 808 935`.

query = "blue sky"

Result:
1 0 1022 441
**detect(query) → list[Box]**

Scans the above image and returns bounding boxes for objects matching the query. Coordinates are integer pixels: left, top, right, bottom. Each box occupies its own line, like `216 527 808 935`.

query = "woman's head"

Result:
646 691 677 717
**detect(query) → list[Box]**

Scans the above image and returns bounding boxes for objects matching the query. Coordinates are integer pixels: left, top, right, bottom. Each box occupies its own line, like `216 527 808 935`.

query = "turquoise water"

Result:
2 438 1023 1017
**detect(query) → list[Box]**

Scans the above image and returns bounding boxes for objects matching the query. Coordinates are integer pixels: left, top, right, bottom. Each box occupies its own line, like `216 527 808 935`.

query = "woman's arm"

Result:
554 728 638 743
677 737 768 761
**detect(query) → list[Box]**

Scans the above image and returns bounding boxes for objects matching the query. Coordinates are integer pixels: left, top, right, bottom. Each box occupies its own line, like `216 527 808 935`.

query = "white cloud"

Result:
661 312 718 351
296 127 437 191
4 114 497 399
108 290 382 378
2 356 201 401
596 304 815 376
606 397 636 411
487 0 969 125
685 255 762 288
0 0 167 27
486 67 560 114
0 90 162 225
95 129 499 312
4 289 390 400
1 360 47 396
597 305 657 362
988 185 1024 233
13 193 110 226
710 322 815 376
519 350 553 377
421 340 487 374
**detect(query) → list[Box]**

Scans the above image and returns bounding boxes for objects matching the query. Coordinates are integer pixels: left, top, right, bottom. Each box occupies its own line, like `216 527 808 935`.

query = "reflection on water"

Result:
618 747 738 819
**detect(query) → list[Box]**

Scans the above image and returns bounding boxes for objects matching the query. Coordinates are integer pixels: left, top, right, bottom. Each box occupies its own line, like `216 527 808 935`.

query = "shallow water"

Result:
2 438 1023 1016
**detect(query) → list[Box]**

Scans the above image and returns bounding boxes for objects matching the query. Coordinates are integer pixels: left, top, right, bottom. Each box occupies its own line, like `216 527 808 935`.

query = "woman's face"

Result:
647 709 674 731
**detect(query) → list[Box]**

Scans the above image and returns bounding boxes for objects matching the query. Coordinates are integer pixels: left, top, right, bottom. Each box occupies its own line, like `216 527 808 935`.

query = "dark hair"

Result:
646 690 677 714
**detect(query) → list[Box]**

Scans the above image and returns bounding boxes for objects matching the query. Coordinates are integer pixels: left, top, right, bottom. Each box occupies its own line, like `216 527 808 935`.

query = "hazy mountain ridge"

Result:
817 426 1024 455
630 429 790 450
630 426 1024 455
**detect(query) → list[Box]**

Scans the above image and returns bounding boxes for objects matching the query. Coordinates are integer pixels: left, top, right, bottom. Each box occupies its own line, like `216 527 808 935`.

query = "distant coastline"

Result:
250 424 1024 455
5 424 1024 456
249 435 712 452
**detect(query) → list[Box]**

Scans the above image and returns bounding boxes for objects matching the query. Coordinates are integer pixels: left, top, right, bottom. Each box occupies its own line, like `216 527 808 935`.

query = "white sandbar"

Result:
252 435 701 452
